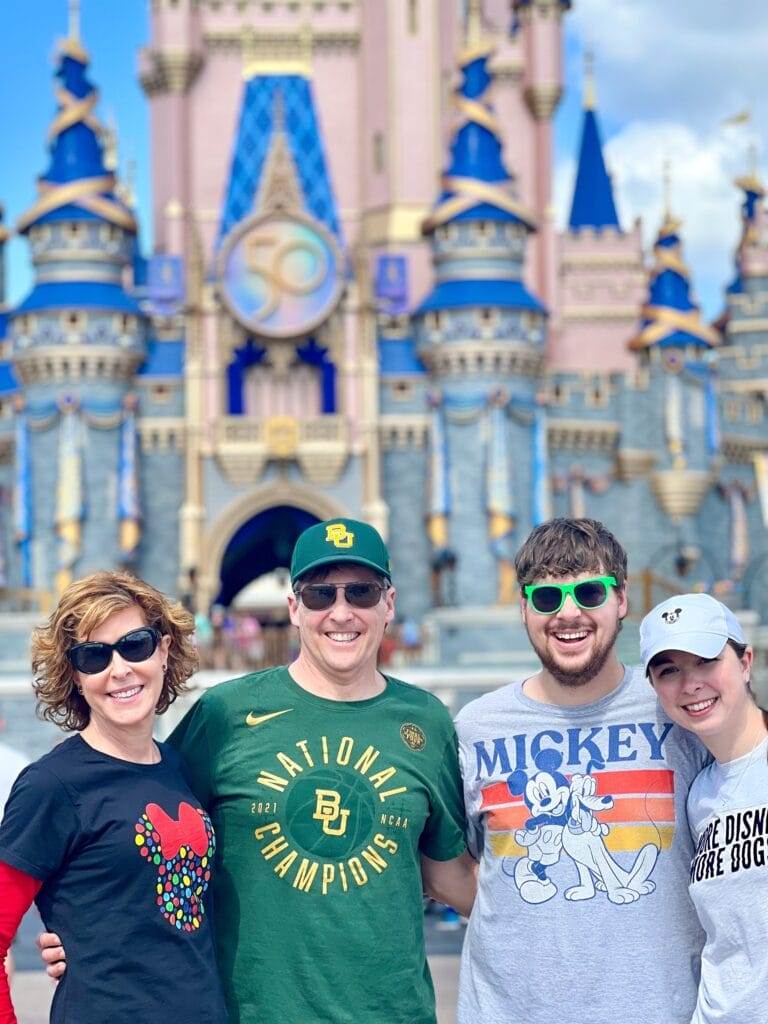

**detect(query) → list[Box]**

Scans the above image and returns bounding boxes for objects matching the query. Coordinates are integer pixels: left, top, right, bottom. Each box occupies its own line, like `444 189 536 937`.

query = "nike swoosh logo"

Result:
245 709 294 728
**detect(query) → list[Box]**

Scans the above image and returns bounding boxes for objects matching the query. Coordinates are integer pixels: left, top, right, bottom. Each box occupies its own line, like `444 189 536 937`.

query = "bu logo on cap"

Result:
661 608 683 624
325 523 354 548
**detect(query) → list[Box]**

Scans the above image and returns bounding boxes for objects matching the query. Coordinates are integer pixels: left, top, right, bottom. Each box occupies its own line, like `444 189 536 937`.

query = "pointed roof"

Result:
218 74 341 242
16 25 135 234
422 9 534 233
568 55 620 232
629 212 719 350
727 164 767 295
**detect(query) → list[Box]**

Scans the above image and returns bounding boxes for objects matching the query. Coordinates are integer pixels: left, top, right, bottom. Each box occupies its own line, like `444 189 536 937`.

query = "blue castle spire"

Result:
629 209 719 351
727 165 766 295
16 26 136 235
422 12 535 233
415 6 543 316
568 54 620 232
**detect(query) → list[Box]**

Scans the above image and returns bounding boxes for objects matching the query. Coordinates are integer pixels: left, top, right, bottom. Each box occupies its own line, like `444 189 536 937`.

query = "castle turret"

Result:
511 0 569 313
619 204 720 573
8 14 146 592
552 54 645 371
401 11 546 659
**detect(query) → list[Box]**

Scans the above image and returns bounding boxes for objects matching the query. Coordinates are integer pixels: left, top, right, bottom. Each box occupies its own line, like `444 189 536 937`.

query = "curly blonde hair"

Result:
32 570 199 732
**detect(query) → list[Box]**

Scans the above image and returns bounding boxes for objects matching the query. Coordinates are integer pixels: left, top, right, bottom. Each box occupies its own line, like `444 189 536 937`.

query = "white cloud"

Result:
558 0 768 318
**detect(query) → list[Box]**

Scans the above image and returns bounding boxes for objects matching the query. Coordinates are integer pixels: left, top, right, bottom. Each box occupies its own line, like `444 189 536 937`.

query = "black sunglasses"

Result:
296 582 387 611
67 627 162 675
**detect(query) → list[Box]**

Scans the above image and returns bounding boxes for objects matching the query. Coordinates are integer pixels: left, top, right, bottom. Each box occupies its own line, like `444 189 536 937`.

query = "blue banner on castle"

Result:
148 255 185 315
375 255 409 315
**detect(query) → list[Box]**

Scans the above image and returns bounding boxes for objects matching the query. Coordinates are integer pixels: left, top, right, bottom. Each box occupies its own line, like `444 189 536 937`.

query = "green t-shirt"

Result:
168 666 466 1024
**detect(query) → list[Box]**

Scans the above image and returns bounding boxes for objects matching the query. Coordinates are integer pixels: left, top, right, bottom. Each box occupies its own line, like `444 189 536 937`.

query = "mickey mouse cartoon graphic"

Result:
502 749 659 906
503 748 571 904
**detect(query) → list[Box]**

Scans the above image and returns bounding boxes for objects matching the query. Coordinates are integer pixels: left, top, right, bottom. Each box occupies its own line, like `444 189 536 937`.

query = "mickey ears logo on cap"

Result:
325 523 354 549
661 608 683 624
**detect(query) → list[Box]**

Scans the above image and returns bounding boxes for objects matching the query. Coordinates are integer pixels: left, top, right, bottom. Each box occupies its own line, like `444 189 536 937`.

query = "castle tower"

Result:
406 14 547 661
7 15 145 593
552 55 645 371
716 166 768 591
511 0 569 314
619 205 721 576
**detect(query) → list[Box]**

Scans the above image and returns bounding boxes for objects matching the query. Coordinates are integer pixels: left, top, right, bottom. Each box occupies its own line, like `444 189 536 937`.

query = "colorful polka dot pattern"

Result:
135 804 215 931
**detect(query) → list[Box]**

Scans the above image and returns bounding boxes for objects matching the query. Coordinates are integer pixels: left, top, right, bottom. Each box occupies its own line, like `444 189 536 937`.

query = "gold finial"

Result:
68 0 80 41
583 48 596 111
466 0 484 48
734 142 766 198
662 157 672 217
659 158 682 236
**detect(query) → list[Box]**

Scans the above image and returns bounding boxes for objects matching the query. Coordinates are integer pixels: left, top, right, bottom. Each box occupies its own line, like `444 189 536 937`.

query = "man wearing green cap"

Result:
169 518 475 1022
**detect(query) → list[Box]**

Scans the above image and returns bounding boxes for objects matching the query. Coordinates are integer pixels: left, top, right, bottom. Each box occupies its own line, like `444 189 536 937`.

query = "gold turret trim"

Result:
650 469 714 520
140 49 204 96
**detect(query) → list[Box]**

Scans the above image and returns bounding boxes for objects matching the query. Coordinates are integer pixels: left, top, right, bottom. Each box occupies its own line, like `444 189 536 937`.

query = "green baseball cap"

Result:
290 518 392 583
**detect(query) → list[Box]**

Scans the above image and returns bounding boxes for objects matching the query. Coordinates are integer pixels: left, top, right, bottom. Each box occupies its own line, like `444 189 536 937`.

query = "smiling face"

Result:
75 604 170 740
648 643 754 748
521 568 627 688
287 564 395 688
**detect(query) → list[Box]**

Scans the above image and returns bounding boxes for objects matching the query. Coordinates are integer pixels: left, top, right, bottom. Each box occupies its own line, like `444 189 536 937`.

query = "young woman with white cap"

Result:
640 593 768 1024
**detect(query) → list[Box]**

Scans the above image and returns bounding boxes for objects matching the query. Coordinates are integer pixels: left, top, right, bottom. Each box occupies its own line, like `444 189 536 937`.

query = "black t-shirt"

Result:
0 735 228 1024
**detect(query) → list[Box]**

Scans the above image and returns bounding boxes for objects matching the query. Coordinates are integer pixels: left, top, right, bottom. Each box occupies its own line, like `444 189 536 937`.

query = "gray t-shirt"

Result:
687 736 768 1024
455 667 707 1024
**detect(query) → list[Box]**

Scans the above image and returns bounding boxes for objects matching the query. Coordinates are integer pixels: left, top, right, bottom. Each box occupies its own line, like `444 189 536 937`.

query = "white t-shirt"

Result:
687 736 768 1024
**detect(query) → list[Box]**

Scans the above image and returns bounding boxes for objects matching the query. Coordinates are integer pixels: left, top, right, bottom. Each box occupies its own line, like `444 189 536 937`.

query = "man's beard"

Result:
528 618 623 688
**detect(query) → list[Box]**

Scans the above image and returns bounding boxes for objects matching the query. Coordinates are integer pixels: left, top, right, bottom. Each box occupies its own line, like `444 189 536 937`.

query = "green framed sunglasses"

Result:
523 575 618 615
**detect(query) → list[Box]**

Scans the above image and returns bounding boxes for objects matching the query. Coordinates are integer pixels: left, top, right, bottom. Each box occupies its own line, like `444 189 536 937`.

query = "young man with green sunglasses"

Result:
455 517 707 1024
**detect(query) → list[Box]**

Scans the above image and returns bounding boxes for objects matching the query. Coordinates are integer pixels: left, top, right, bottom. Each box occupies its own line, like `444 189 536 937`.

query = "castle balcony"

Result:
214 414 350 487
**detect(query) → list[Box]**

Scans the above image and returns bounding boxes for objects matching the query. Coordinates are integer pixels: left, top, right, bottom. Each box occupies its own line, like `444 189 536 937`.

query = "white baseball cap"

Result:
640 593 746 672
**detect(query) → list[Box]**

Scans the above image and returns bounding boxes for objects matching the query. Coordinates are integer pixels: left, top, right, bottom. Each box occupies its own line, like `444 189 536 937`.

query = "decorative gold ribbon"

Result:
17 55 136 234
49 86 100 141
630 304 720 349
424 176 536 232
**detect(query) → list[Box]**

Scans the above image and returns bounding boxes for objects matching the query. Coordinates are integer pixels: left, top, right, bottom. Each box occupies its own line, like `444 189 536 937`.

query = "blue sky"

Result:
2 1 764 320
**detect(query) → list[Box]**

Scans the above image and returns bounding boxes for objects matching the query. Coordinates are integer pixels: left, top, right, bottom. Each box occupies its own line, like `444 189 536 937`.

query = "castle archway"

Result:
199 482 346 611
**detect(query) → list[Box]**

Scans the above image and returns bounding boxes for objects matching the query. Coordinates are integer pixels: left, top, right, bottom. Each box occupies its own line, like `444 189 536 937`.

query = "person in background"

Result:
0 571 228 1024
642 593 768 1024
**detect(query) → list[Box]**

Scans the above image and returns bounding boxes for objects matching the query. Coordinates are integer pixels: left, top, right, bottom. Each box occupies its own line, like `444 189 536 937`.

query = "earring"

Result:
77 685 83 695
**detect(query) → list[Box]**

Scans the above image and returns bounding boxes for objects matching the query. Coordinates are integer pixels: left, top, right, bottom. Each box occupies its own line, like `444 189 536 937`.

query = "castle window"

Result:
62 311 85 333
552 382 568 404
373 132 385 174
150 383 173 404
723 399 740 422
747 398 763 424
407 0 419 34
390 380 414 401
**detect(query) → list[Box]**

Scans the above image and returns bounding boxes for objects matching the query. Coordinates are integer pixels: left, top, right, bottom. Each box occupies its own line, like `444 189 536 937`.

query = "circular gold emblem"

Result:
400 723 426 751
218 210 342 339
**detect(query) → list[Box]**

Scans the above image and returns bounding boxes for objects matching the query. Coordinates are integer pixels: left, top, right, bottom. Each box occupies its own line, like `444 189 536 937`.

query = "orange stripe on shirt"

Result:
490 824 675 859
480 768 675 812
486 795 675 832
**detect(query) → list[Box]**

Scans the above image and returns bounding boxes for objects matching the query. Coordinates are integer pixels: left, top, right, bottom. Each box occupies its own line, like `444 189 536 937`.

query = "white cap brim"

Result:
643 630 727 672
